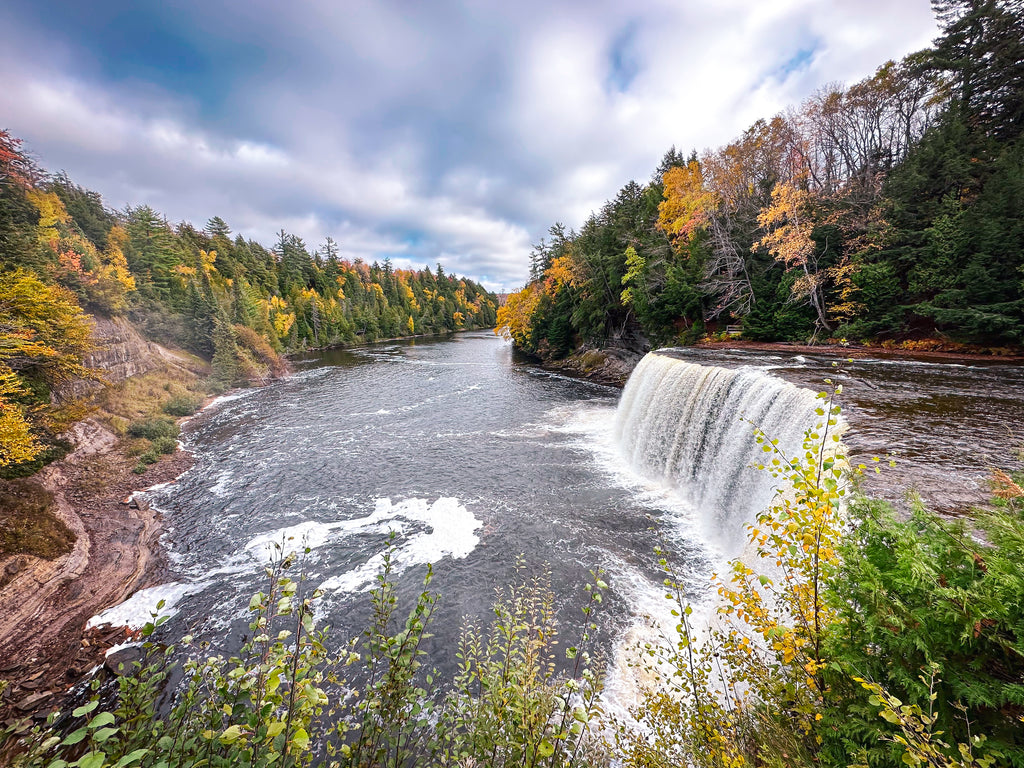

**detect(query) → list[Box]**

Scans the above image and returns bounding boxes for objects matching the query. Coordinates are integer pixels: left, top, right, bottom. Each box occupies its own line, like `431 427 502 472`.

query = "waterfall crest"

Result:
614 352 826 551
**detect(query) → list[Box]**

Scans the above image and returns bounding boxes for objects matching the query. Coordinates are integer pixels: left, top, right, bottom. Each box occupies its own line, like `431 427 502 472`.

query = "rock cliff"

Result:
60 316 203 400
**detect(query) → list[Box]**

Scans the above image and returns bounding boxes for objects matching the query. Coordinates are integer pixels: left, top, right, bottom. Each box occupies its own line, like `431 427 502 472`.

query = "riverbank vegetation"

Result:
498 0 1024 360
5 393 1022 768
0 127 497 473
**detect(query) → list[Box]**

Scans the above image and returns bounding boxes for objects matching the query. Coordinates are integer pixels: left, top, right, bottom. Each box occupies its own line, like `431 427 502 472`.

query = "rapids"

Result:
96 332 1024 710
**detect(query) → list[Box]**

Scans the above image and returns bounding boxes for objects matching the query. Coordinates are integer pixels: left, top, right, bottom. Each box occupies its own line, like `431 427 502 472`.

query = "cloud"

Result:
0 0 938 290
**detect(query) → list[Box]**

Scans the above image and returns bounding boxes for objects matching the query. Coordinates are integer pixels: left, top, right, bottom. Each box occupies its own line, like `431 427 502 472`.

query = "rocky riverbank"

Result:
532 344 644 387
0 418 193 726
693 338 1024 363
531 337 1024 390
0 315 214 729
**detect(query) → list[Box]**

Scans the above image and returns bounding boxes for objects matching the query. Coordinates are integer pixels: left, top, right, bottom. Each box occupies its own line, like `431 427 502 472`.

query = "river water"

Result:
93 332 1024 708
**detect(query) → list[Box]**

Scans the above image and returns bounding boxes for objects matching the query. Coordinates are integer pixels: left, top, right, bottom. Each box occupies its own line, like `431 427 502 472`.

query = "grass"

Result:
92 365 207 428
89 363 206 475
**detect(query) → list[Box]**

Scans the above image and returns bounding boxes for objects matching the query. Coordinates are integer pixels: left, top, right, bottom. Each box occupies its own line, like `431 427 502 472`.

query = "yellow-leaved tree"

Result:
0 270 94 467
658 160 716 245
756 181 863 334
0 367 38 467
620 380 848 768
495 283 542 349
34 188 137 315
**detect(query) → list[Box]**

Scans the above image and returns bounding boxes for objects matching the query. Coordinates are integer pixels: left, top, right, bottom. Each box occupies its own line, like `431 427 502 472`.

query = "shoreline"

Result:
530 337 1024 391
0 402 218 724
286 326 494 358
4 334 1017 722
691 338 1024 364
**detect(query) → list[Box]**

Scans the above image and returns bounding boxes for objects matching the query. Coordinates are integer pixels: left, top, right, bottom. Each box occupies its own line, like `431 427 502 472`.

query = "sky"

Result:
0 1 939 291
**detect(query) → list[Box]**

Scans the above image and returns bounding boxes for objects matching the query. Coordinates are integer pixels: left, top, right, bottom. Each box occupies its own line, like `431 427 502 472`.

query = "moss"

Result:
576 350 607 372
0 480 74 559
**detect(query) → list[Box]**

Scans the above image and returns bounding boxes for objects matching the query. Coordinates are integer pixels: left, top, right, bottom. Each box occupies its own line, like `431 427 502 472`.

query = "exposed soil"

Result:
0 419 193 728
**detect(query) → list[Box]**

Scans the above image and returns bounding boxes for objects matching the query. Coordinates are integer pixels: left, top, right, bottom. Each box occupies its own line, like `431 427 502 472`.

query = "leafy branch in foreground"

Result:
618 379 1022 768
5 543 610 768
617 380 847 768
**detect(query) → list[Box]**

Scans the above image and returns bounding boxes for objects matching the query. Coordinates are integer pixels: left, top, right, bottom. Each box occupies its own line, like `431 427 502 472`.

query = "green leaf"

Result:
113 749 151 768
537 739 555 758
117 753 150 768
291 728 310 752
74 752 105 768
89 712 116 729
219 724 244 744
266 721 286 740
93 727 119 744
62 728 90 747
72 701 99 718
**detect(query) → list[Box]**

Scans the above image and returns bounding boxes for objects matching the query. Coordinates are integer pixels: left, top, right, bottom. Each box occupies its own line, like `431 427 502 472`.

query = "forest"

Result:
2 2 1023 767
498 0 1024 358
0 134 497 470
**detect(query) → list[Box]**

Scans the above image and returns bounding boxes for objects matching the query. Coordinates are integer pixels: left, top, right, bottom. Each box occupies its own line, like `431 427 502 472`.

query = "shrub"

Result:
822 493 1024 767
0 439 73 480
150 436 177 455
162 395 201 417
135 450 159 466
126 418 179 441
5 544 609 768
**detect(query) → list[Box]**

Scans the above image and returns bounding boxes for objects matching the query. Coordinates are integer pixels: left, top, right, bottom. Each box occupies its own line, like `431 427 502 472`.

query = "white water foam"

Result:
242 500 406 562
91 497 480 631
319 497 482 593
87 581 207 629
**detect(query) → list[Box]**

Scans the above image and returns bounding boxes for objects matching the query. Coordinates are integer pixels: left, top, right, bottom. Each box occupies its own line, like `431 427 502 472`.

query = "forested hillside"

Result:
499 0 1024 356
0 132 497 470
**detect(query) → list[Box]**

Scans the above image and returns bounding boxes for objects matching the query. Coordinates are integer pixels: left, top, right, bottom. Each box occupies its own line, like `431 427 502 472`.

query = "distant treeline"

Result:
499 0 1024 356
0 132 497 468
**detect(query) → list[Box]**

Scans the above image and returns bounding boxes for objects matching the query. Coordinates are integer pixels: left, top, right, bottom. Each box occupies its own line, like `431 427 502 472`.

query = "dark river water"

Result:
90 332 1024 710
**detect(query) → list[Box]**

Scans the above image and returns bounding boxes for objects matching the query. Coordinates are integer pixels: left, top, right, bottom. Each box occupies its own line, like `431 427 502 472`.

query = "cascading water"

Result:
613 352 828 553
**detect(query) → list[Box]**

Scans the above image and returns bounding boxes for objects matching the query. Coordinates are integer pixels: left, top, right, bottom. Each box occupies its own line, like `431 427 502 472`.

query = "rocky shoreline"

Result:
692 338 1024 363
0 419 193 727
519 336 1024 392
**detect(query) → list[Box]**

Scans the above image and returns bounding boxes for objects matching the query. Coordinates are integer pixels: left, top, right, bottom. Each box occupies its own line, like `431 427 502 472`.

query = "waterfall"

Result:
614 352 828 552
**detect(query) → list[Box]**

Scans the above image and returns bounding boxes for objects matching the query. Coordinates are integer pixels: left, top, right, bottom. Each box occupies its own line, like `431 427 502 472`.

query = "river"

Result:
92 331 1024 709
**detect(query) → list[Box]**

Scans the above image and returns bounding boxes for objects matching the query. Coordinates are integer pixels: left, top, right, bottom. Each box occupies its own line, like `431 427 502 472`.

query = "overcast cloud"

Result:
0 1 938 290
